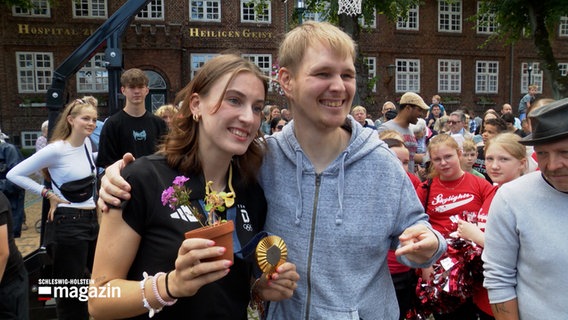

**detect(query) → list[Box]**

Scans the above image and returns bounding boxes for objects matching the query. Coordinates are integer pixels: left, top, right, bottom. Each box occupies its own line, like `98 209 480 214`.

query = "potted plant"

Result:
161 175 236 262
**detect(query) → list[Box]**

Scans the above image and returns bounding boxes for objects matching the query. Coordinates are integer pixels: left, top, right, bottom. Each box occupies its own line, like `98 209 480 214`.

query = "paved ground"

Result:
15 192 44 257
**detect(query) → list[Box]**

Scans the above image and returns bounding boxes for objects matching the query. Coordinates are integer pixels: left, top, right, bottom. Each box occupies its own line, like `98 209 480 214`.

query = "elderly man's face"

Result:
448 115 463 133
535 137 568 192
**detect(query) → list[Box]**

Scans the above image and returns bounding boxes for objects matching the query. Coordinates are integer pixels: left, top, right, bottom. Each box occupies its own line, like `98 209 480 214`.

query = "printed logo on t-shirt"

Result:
132 130 147 141
170 205 199 222
431 193 475 213
238 204 253 232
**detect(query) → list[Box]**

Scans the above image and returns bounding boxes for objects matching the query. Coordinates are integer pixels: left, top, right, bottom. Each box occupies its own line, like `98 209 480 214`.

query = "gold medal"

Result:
255 235 288 276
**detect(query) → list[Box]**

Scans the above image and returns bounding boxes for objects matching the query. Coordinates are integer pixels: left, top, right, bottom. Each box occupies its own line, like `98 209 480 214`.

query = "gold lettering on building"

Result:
17 24 94 36
189 28 270 39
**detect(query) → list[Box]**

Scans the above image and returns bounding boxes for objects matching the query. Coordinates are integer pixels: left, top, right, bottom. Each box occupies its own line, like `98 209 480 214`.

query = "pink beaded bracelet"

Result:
152 272 178 307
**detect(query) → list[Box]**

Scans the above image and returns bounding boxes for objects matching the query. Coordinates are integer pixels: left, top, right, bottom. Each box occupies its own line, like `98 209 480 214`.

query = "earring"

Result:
192 113 200 122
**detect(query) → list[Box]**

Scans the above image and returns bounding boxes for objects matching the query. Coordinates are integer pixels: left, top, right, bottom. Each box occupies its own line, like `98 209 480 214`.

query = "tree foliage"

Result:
0 0 39 8
258 0 567 101
476 0 568 98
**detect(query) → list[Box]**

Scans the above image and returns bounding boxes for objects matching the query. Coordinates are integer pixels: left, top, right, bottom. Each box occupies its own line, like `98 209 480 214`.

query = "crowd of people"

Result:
1 20 567 320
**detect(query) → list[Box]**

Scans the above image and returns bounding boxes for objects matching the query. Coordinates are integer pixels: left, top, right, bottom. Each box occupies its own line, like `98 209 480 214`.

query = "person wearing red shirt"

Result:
417 134 495 320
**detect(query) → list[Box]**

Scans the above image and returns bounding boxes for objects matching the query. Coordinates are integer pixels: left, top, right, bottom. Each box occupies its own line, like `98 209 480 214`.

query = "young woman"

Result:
472 117 508 183
417 133 496 320
7 97 99 320
88 54 298 319
457 132 527 320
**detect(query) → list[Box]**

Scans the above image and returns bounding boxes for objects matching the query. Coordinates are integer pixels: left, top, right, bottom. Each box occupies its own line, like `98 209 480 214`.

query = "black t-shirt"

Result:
121 155 267 319
0 192 24 286
96 110 167 168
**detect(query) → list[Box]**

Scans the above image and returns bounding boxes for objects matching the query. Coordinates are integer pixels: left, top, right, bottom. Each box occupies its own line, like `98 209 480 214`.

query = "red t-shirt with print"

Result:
417 172 496 237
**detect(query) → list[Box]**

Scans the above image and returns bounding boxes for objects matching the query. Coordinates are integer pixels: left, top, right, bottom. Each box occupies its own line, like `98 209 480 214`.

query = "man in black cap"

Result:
482 97 568 320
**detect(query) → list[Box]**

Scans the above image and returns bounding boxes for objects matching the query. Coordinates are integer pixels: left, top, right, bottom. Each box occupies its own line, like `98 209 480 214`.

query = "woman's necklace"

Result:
438 172 466 190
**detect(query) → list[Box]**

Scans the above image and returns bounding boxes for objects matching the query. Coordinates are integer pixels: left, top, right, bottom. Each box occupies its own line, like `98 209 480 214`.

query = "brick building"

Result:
1 0 566 149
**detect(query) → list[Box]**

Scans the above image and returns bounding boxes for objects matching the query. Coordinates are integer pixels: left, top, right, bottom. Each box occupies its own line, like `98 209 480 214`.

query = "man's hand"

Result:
395 224 440 264
97 153 135 212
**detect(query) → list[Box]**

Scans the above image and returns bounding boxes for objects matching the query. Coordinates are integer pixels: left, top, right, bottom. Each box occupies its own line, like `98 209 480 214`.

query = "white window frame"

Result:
560 16 568 37
12 0 50 17
438 0 462 33
397 5 419 31
242 54 272 90
73 0 107 18
137 0 164 20
395 59 420 93
475 60 499 94
16 52 53 93
241 0 270 23
476 1 497 34
438 59 461 93
77 53 108 93
190 0 221 22
520 62 543 94
364 57 377 92
190 54 219 79
559 63 568 77
21 131 41 149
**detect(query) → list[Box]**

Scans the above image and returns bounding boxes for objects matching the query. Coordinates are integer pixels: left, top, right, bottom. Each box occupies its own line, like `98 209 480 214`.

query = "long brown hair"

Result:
159 54 268 184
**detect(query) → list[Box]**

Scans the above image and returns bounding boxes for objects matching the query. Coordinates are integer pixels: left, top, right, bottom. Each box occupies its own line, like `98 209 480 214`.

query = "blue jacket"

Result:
260 117 446 320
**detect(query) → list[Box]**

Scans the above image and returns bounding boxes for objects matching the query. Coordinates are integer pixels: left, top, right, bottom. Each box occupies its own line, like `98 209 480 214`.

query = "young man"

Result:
483 98 568 320
378 92 430 173
96 68 167 168
99 22 446 320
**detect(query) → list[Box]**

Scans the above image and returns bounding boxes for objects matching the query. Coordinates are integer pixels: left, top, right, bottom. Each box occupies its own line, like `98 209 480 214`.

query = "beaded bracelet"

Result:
140 272 162 318
165 271 181 299
152 272 177 307
42 188 53 198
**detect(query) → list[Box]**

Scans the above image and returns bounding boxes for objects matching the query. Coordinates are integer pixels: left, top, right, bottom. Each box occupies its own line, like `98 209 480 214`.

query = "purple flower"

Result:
172 176 190 187
161 186 175 206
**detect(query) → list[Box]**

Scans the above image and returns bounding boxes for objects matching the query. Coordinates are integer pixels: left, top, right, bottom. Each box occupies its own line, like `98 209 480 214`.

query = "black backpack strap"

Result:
422 178 433 211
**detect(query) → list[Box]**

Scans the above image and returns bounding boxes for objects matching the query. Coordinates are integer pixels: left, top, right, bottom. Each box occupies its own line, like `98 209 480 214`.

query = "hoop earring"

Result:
192 114 200 122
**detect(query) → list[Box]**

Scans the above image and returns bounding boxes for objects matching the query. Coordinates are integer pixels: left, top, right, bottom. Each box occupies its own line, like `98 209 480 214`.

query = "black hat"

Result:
520 97 568 145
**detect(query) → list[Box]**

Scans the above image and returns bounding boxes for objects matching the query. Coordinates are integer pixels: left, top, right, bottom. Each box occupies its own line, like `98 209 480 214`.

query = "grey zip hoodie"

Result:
260 116 445 320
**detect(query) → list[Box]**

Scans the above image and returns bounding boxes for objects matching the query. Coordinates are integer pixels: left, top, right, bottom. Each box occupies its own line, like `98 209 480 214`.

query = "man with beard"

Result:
378 92 429 173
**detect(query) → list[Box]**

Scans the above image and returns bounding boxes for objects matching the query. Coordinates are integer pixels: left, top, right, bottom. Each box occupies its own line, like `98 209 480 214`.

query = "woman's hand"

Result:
47 193 70 221
166 238 233 298
457 219 485 247
255 262 299 301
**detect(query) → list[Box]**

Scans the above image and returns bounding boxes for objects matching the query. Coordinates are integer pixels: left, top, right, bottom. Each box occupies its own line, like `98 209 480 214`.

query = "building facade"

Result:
1 0 567 149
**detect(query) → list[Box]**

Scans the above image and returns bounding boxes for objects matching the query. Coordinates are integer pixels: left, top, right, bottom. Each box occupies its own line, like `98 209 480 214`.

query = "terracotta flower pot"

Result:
185 220 234 262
